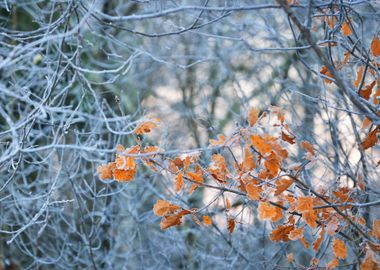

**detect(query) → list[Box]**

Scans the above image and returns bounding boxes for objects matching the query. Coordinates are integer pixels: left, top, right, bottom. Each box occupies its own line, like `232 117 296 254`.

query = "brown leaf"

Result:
354 66 364 88
203 215 212 226
341 21 352 36
361 127 379 150
326 257 339 269
97 162 116 180
282 131 295 144
248 107 259 126
228 218 235 234
332 238 347 260
361 249 380 270
153 200 181 217
289 227 304 241
251 134 273 155
313 225 325 252
371 35 380 57
270 224 294 242
320 66 334 84
246 182 261 200
275 177 294 196
301 140 316 157
175 173 183 192
361 81 376 100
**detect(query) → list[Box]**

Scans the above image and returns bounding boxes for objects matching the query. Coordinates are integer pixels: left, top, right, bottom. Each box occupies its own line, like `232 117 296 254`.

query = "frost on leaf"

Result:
332 238 347 260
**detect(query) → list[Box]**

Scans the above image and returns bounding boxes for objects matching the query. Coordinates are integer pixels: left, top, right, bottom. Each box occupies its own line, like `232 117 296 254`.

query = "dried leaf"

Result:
361 249 380 270
264 152 282 178
341 21 352 36
246 182 261 200
226 197 231 210
241 146 256 171
270 224 294 242
153 200 181 217
354 66 364 88
320 66 334 84
249 107 259 126
203 215 212 226
371 35 380 57
228 218 235 234
332 238 347 260
175 173 183 192
361 81 376 100
289 227 304 241
258 201 281 222
361 127 379 150
303 210 318 228
282 131 295 144
372 220 380 240
297 196 314 212
275 177 294 196
209 134 226 146
97 162 116 179
135 118 160 135
313 225 325 252
326 257 340 269
301 140 316 157
113 168 135 182
251 134 272 155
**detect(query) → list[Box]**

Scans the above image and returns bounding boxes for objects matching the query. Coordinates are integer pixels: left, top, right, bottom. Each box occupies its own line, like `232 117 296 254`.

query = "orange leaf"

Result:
360 81 376 100
270 224 294 242
320 66 334 84
361 249 380 270
153 200 181 217
228 218 235 234
248 107 259 126
289 227 304 241
113 168 135 182
246 182 261 200
354 66 364 88
187 171 203 183
226 197 231 210
203 215 212 226
160 209 191 230
297 196 314 212
332 238 347 260
303 210 318 228
341 21 352 36
313 225 325 252
326 257 339 269
251 134 272 155
258 201 279 221
275 177 294 195
264 152 282 178
135 118 160 135
362 117 372 130
97 162 116 179
282 131 295 144
241 146 256 171
372 220 380 240
301 140 316 157
371 35 380 57
209 134 226 146
361 127 379 150
175 173 183 192
344 51 351 64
